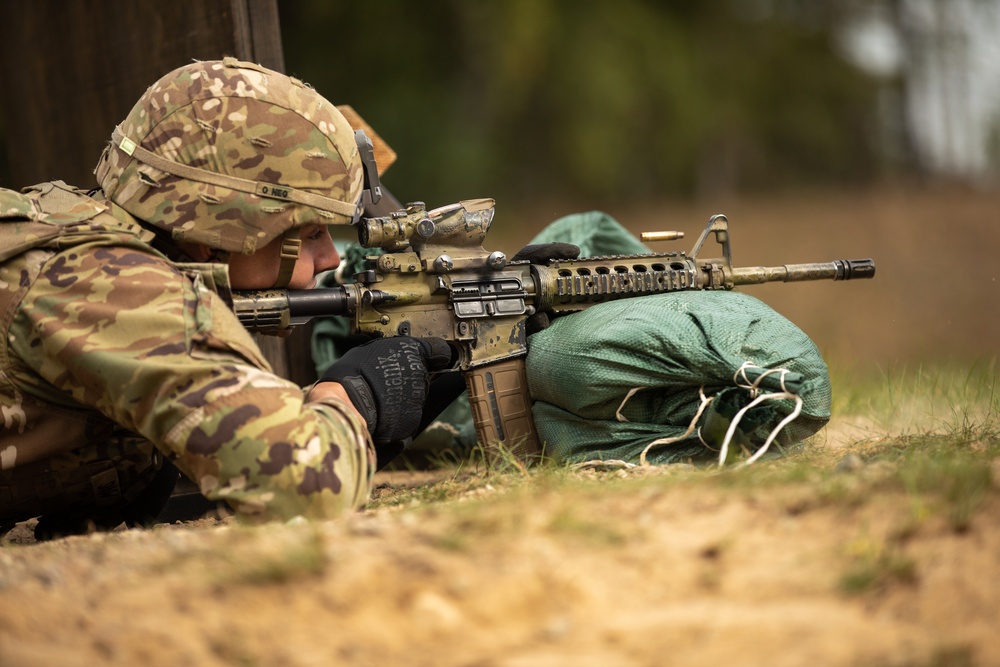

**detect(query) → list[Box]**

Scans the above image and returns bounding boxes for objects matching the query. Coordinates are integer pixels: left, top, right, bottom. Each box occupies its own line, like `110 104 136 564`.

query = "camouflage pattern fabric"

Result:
95 57 364 255
0 181 375 526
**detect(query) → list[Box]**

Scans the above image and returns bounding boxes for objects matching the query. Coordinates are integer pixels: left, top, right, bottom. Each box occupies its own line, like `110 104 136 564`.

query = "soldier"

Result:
0 58 451 540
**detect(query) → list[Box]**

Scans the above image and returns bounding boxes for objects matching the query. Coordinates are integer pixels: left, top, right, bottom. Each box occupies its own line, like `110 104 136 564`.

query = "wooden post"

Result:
0 0 314 382
0 0 285 189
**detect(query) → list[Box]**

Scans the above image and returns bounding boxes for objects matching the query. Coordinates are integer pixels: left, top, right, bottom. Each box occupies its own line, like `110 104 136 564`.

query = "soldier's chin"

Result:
276 329 293 338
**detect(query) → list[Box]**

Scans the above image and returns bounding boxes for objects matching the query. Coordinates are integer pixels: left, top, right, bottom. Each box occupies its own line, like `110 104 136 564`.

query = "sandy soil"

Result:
1 414 997 667
1 187 998 666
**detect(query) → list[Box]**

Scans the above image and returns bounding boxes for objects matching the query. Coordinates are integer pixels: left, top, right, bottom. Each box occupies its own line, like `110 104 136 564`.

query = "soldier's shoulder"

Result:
29 181 108 222
0 182 149 262
2 181 106 222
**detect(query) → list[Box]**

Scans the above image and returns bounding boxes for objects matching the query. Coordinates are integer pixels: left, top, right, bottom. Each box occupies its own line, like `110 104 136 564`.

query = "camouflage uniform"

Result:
0 59 375 530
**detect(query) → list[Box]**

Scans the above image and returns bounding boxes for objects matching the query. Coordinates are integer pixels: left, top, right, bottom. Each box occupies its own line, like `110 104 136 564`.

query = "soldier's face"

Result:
228 224 340 289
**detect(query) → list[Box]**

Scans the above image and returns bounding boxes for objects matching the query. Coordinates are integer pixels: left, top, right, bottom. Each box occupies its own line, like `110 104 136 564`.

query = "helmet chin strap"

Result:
273 227 301 288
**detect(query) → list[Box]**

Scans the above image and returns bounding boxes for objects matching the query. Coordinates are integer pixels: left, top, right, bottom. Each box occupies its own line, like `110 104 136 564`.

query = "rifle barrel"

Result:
731 258 875 285
233 288 350 332
285 288 351 318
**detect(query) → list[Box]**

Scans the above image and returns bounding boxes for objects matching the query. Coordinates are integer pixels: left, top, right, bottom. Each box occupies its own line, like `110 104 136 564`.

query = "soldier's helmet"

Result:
95 58 363 285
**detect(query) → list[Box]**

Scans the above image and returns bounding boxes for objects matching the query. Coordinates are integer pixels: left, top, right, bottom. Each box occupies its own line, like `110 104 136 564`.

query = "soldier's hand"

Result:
511 242 580 264
317 337 455 445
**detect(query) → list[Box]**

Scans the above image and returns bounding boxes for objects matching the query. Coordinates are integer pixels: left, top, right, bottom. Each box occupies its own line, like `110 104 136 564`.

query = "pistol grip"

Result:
463 357 542 463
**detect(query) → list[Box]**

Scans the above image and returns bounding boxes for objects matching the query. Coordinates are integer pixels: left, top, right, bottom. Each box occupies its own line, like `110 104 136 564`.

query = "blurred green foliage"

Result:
281 0 883 207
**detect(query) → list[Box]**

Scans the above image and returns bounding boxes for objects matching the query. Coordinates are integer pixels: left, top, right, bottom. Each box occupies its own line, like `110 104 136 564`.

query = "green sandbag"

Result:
527 210 650 255
526 210 830 464
525 290 831 465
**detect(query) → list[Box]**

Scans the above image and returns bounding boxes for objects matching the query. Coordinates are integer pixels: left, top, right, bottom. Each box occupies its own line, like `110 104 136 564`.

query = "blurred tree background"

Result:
0 0 994 365
280 0 890 208
3 0 997 210
276 0 1000 367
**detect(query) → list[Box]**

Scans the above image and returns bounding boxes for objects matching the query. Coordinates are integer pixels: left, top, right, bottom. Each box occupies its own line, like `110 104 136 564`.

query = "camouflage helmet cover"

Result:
95 58 364 255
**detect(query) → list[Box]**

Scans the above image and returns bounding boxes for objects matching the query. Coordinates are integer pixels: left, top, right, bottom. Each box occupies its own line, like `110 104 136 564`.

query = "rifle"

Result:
232 198 874 461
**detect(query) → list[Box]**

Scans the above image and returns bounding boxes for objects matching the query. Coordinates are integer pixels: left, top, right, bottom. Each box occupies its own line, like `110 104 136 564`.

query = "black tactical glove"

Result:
319 337 455 447
369 370 470 471
511 242 580 265
512 242 581 334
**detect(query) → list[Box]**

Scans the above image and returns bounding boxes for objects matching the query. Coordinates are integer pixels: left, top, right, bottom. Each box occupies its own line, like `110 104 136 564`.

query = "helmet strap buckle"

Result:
274 228 301 288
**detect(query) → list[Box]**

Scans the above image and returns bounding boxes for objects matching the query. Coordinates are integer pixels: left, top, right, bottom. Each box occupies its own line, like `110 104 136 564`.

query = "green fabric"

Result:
525 290 831 464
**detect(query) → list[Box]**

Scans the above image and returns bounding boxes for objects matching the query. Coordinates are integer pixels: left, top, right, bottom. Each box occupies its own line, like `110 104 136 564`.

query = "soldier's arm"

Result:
9 244 375 521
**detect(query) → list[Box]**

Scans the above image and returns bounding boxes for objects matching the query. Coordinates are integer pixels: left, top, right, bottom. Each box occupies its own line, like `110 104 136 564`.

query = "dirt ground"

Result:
1 186 998 667
1 415 997 667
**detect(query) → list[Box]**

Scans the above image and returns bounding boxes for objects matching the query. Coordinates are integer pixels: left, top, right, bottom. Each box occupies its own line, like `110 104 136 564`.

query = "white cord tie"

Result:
573 363 805 470
615 387 643 422
718 362 804 467
639 387 714 466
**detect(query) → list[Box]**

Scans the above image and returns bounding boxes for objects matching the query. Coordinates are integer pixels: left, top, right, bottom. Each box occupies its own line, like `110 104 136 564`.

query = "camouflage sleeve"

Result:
8 242 375 521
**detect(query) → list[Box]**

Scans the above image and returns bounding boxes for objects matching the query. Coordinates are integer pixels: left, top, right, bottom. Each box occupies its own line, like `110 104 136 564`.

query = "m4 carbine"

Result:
233 198 874 461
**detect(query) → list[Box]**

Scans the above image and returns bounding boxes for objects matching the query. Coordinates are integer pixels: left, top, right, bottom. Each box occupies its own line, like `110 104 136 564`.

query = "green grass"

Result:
860 433 997 532
830 360 999 437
